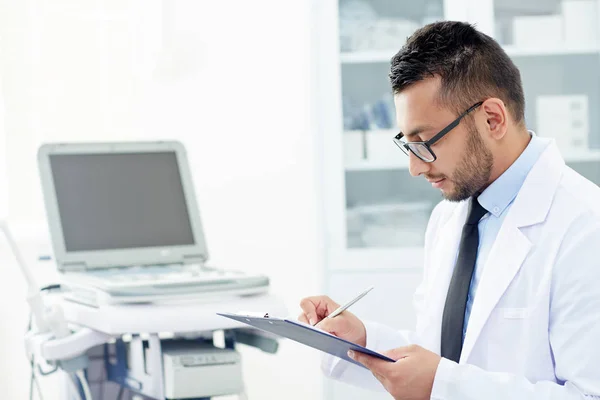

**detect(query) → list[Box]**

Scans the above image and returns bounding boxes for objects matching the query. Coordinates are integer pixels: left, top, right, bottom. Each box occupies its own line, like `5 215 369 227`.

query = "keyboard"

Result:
61 264 270 301
88 265 239 283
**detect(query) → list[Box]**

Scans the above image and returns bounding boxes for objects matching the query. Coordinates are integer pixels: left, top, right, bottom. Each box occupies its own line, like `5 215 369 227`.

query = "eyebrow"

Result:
403 125 435 138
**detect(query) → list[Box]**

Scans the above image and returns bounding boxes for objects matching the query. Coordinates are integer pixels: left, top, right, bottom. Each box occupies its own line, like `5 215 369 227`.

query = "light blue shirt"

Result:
462 132 549 339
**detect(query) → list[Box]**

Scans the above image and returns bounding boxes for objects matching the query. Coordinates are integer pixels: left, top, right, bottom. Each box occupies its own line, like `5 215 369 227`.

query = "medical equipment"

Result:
37 141 269 305
1 221 109 400
154 341 243 399
24 286 284 399
16 140 285 399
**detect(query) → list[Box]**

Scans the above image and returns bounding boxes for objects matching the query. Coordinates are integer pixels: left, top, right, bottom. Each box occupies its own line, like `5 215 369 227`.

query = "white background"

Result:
0 0 326 399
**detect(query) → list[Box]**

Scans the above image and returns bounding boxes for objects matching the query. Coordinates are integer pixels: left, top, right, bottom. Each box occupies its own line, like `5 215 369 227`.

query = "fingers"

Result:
382 344 418 361
299 296 338 326
347 350 385 373
315 316 340 335
299 297 319 325
315 316 348 336
371 370 386 383
297 313 309 324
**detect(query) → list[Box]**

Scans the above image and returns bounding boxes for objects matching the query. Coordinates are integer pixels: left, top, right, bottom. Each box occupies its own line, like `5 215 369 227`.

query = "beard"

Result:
440 125 493 202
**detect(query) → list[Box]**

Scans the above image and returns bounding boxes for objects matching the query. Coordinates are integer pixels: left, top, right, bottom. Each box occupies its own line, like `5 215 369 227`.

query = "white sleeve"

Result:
431 358 599 400
320 201 449 391
320 321 412 392
431 216 600 400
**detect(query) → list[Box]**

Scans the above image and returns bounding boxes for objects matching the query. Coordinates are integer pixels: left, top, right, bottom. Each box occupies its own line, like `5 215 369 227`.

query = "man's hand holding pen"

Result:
298 287 440 400
297 289 372 347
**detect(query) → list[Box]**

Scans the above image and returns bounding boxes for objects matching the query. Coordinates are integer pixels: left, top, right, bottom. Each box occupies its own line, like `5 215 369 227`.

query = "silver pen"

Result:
314 286 374 326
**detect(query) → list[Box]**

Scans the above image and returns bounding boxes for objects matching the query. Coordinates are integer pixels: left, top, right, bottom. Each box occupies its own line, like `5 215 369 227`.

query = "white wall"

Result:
0 0 324 399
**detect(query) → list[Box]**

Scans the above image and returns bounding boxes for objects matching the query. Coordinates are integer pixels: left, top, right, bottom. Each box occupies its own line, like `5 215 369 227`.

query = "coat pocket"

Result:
485 307 533 372
501 307 531 319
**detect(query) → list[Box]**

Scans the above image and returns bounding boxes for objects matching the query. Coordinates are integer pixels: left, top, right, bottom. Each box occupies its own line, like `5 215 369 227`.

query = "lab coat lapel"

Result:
420 201 469 354
459 140 564 363
459 218 531 363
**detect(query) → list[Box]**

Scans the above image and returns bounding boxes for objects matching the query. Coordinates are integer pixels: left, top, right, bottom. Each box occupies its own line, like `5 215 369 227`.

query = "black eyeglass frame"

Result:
393 101 484 163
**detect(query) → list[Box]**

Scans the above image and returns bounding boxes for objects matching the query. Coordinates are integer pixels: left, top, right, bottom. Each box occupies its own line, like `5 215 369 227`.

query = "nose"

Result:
408 152 430 177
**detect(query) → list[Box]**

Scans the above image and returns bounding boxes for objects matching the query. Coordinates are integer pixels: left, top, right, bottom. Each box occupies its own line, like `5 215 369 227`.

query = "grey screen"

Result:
49 152 195 252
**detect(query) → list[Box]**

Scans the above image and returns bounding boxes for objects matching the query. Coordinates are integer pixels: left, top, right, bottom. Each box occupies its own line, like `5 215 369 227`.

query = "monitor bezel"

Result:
38 141 209 270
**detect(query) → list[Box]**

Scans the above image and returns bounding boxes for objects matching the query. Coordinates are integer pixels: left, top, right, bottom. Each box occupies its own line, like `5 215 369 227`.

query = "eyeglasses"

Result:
393 101 483 163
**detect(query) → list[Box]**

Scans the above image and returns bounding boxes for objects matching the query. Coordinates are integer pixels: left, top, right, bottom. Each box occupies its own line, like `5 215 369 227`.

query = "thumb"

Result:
315 317 338 334
382 346 413 361
348 350 385 372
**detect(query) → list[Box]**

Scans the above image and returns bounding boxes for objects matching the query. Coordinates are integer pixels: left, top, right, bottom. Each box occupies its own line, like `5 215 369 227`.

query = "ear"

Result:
481 98 508 140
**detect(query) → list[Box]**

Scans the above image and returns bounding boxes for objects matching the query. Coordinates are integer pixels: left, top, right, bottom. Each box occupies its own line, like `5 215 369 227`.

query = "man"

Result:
299 21 600 399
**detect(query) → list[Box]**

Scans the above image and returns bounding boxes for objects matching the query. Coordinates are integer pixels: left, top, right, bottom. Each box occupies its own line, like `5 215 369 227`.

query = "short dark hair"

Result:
390 21 525 124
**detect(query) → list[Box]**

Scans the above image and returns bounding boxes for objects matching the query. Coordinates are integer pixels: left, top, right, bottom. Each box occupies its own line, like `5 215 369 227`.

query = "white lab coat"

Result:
322 139 600 399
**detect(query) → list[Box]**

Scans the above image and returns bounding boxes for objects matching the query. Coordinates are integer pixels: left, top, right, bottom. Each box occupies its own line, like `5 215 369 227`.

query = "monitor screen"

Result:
49 151 195 252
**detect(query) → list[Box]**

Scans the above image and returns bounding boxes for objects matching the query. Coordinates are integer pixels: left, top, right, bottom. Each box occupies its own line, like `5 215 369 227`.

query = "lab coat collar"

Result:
422 139 564 361
460 138 564 362
477 132 548 218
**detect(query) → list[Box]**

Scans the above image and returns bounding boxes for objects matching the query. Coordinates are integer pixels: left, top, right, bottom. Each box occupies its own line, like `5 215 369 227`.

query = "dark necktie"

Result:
440 196 487 363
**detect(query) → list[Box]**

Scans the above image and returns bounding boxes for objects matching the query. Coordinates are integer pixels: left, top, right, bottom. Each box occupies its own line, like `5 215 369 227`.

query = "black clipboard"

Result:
217 312 395 368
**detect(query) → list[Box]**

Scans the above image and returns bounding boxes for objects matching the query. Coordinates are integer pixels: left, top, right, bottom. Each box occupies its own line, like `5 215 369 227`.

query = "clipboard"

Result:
217 312 395 368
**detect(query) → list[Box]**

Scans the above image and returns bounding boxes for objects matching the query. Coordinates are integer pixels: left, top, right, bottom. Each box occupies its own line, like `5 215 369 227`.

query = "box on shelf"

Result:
340 7 419 52
365 130 400 164
343 131 366 165
536 95 589 153
562 0 598 47
343 95 395 131
513 15 563 48
339 0 377 52
346 202 433 248
356 19 420 51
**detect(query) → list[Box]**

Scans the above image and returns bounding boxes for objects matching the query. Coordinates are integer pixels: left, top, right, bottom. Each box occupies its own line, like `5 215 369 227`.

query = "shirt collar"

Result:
478 131 549 217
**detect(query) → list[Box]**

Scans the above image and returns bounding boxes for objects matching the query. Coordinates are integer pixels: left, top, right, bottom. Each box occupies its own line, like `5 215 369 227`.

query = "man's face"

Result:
394 77 493 202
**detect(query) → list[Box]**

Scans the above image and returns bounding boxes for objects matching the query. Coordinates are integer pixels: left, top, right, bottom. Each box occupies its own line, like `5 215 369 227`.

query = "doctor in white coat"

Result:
300 21 600 399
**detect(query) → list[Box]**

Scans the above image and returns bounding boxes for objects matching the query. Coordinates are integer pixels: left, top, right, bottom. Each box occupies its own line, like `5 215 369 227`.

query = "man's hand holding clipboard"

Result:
217 286 395 368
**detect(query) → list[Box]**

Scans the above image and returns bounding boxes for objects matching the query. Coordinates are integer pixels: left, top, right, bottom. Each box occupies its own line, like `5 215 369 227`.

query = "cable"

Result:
28 312 34 400
99 346 106 400
98 366 104 400
39 284 61 292
26 311 44 400
68 374 83 400
117 385 125 400
75 370 92 400
29 361 33 400
36 363 58 376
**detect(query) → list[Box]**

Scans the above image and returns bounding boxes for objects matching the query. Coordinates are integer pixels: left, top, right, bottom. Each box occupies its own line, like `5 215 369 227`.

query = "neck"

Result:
488 127 531 184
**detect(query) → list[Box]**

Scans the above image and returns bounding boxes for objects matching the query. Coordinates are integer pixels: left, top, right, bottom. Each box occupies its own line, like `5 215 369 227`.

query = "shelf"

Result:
327 266 423 274
340 50 395 64
345 149 600 171
495 0 559 15
504 45 600 57
340 44 600 64
327 246 424 271
345 158 408 171
563 150 600 163
45 8 129 22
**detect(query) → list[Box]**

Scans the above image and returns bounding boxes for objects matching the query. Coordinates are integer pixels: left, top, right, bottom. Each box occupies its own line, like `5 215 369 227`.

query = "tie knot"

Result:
466 197 487 225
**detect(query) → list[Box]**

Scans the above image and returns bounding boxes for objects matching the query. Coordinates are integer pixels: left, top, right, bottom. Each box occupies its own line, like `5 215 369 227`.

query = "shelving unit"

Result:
340 50 395 64
343 128 600 171
341 45 600 64
504 45 600 57
345 147 600 171
315 1 600 398
345 159 408 171
328 246 423 271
